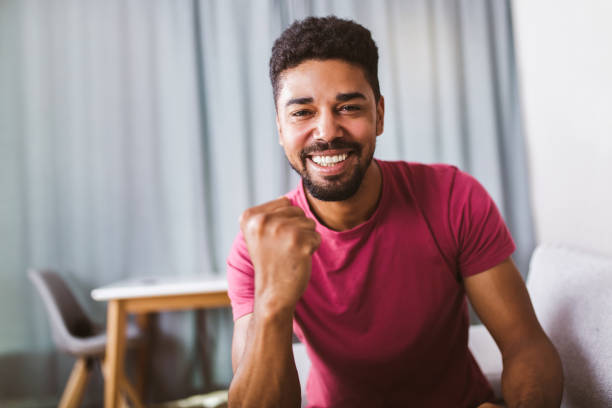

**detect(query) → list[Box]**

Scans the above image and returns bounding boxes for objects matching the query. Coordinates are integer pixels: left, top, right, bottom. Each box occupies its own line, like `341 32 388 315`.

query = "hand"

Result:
240 197 321 314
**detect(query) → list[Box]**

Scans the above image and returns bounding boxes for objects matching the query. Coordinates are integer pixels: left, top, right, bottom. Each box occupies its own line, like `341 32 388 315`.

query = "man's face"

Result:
275 59 384 201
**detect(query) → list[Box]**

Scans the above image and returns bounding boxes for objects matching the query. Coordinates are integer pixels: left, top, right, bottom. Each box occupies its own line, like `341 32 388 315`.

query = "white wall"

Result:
512 0 612 256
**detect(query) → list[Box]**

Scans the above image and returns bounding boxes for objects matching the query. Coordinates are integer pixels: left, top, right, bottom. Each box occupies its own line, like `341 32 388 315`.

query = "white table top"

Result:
91 275 228 301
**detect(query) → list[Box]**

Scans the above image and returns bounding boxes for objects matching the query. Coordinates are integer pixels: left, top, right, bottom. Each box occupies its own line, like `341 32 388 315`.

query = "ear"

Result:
276 114 284 146
375 96 385 136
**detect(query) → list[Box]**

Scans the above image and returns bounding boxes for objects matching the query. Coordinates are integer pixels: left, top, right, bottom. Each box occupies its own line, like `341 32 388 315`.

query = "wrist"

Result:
255 285 298 315
254 296 295 323
253 301 295 346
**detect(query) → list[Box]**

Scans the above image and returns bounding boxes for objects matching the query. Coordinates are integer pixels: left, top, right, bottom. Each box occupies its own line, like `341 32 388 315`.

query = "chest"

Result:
293 213 466 366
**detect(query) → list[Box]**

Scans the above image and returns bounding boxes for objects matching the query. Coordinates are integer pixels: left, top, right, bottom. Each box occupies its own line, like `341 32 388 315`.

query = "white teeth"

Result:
311 153 348 166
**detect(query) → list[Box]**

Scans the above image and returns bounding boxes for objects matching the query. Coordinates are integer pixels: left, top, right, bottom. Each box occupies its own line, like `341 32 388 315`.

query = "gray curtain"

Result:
0 0 227 404
0 0 533 405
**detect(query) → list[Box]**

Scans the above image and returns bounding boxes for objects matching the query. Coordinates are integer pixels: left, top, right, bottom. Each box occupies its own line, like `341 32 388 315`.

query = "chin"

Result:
303 171 364 202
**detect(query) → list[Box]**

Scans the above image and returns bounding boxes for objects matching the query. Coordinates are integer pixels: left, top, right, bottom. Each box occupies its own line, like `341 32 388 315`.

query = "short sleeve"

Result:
449 169 516 278
226 231 255 321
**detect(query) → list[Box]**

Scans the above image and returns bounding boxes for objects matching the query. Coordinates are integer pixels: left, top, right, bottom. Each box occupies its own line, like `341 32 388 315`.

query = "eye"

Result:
338 104 361 112
290 109 313 117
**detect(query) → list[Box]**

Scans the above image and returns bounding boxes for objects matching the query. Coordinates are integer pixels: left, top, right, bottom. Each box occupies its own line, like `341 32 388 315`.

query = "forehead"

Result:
277 59 373 104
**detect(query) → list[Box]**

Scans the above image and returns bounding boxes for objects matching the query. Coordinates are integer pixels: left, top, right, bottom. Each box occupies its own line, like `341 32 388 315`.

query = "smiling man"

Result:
226 16 563 408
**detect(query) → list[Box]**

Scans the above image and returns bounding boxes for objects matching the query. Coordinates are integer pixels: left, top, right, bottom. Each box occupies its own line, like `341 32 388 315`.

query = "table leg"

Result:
196 309 212 391
105 300 126 408
135 313 152 401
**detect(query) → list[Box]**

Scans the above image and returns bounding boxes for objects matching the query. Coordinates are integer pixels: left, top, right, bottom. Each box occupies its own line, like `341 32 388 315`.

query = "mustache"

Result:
300 140 362 161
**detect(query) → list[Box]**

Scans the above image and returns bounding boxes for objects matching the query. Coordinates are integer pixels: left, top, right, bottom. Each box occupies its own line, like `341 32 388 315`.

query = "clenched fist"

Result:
240 197 321 315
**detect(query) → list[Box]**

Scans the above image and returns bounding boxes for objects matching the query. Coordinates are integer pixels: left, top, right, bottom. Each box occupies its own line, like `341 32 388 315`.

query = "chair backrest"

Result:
526 244 612 407
28 269 96 353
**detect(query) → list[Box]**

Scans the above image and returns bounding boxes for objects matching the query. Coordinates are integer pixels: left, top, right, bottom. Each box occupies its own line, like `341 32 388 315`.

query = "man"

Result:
226 16 563 408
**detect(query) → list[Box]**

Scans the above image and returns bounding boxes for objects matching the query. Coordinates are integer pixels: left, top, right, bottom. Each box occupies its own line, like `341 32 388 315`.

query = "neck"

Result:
304 160 382 231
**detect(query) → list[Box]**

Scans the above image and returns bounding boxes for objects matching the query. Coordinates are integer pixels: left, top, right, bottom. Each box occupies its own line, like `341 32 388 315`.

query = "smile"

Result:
310 153 349 167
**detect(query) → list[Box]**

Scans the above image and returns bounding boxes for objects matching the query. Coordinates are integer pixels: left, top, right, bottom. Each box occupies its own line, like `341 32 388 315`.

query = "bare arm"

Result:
465 257 563 408
228 310 301 407
228 197 320 408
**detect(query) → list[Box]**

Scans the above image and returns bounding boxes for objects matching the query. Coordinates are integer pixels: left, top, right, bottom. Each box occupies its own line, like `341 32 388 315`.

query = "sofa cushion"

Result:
527 244 612 407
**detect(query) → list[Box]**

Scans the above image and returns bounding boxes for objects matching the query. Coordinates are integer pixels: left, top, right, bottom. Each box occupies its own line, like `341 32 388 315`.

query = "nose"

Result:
313 109 341 142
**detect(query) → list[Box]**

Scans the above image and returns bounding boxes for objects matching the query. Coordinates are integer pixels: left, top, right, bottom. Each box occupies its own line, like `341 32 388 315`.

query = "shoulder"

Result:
377 159 462 202
378 159 458 182
226 230 255 320
227 231 252 276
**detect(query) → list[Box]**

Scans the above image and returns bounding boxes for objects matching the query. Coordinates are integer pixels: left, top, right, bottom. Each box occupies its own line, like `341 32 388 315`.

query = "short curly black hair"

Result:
269 16 380 106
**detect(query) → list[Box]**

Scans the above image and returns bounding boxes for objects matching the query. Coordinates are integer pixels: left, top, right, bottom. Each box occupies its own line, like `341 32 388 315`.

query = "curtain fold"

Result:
1 0 223 403
0 0 533 405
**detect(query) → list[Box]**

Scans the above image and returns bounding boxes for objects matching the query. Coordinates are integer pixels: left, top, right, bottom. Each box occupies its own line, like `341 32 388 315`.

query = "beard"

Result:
287 139 375 202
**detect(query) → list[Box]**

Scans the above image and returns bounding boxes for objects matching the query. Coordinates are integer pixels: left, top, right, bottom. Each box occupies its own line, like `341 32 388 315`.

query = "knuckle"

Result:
247 213 267 233
273 197 290 209
286 229 301 246
292 206 305 215
269 219 283 237
311 232 322 250
239 208 252 225
306 218 317 229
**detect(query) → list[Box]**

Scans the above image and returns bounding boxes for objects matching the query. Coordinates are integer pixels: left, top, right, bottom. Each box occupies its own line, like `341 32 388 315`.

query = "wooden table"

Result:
91 276 230 408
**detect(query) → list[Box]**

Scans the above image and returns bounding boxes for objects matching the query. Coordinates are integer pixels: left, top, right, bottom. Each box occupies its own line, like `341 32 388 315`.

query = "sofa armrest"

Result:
469 324 503 399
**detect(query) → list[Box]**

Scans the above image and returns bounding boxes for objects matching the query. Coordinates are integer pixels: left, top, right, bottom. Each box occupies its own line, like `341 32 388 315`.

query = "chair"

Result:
28 269 142 408
469 244 612 407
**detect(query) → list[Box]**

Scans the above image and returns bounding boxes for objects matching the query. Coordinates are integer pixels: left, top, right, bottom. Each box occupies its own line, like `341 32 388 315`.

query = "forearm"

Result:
501 336 564 407
228 305 301 408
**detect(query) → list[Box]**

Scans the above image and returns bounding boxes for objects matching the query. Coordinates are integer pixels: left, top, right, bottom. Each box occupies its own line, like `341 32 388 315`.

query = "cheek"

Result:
280 125 312 151
343 119 376 140
279 135 305 163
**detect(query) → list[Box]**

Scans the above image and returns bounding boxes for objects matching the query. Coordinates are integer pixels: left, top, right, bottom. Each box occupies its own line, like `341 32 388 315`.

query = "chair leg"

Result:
120 377 145 408
101 358 145 408
118 394 131 408
59 357 92 408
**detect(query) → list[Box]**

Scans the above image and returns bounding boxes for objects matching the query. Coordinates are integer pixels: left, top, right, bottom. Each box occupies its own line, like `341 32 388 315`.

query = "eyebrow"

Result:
284 92 367 107
336 92 366 102
285 97 313 107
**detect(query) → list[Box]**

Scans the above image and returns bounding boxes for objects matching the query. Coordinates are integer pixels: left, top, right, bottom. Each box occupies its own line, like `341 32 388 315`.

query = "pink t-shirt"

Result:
227 160 515 407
